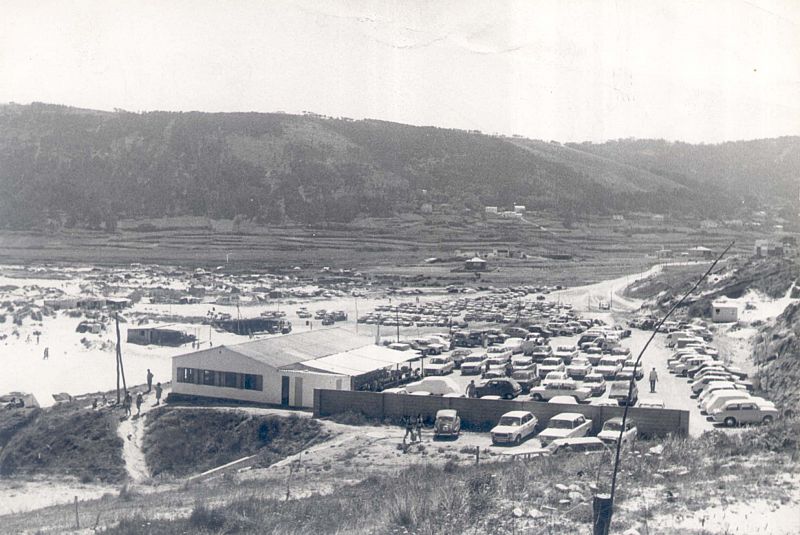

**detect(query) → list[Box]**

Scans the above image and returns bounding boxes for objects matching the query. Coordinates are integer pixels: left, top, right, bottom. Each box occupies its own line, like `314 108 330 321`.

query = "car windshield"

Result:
585 376 602 383
429 358 447 364
543 358 560 365
463 356 484 363
437 416 455 423
512 372 530 380
548 419 575 429
603 422 623 431
499 417 521 426
599 359 616 366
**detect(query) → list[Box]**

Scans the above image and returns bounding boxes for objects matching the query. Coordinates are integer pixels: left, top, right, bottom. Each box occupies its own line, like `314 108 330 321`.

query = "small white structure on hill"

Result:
485 206 498 214
464 257 488 271
711 301 738 323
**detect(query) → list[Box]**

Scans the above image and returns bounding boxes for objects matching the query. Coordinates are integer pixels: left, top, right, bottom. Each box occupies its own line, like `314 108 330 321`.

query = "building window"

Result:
224 372 238 388
177 367 196 384
243 374 263 391
202 370 216 386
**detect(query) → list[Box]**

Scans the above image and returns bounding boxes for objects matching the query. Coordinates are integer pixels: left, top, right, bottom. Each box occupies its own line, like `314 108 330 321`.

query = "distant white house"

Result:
485 206 498 214
612 214 625 221
513 205 526 213
687 246 713 259
464 257 488 271
754 240 784 258
711 302 738 323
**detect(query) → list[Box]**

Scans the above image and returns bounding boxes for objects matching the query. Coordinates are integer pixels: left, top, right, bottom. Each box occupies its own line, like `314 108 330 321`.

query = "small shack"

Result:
127 324 196 346
687 246 714 259
711 302 738 323
464 257 488 271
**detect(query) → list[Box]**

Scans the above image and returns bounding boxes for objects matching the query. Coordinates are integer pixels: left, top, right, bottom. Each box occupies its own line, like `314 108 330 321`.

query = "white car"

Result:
538 413 593 445
538 357 566 379
566 357 592 380
595 357 623 379
553 345 579 363
543 370 570 385
460 354 488 375
405 377 461 396
597 417 637 445
491 411 539 446
529 381 592 402
424 356 454 376
701 391 752 413
511 355 536 371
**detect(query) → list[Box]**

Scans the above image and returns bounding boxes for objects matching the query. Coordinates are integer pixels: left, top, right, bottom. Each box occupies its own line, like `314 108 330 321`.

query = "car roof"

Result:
436 409 458 418
502 410 532 417
604 416 625 424
551 412 584 420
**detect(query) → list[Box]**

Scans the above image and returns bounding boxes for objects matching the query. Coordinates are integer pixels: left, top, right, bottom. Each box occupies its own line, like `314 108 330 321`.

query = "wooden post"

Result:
74 496 80 529
592 493 612 535
475 447 480 465
115 315 127 394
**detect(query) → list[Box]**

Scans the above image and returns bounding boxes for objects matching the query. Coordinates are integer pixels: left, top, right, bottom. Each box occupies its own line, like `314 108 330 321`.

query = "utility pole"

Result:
115 314 127 402
354 295 358 334
395 305 400 343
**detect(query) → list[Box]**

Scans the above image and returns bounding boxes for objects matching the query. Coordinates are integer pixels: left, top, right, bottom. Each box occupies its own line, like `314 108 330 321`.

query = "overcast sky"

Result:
1 0 798 142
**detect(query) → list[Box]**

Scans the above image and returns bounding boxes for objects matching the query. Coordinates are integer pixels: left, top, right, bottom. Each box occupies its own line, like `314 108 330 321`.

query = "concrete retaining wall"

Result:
313 390 689 437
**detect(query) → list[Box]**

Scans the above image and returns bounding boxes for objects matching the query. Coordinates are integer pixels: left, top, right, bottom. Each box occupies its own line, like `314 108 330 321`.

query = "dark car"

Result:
609 381 638 407
475 378 522 400
511 370 540 393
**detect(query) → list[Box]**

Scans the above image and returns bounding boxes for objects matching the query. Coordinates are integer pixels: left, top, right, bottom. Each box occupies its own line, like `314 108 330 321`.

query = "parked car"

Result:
511 370 540 393
608 381 638 406
701 391 753 414
424 356 454 376
597 417 638 445
566 357 592 380
553 345 578 364
405 377 461 396
491 411 538 445
450 349 473 369
543 370 570 385
595 357 623 379
538 357 566 379
531 345 554 362
538 413 593 445
710 399 779 427
582 373 607 396
475 378 522 399
460 354 488 375
511 355 535 371
529 381 592 402
434 409 461 439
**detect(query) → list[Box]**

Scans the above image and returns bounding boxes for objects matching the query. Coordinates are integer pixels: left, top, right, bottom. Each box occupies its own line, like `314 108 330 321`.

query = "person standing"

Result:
146 369 154 393
466 380 476 398
123 391 132 417
414 414 423 442
155 382 163 405
43 347 49 360
403 416 414 443
649 367 658 393
135 393 143 416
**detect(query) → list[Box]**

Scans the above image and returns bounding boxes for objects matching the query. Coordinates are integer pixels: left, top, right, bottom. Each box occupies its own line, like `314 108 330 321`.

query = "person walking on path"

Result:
414 414 423 442
403 416 414 444
154 383 163 405
135 393 143 416
123 391 132 417
146 369 154 393
466 380 476 398
43 347 49 360
649 367 658 393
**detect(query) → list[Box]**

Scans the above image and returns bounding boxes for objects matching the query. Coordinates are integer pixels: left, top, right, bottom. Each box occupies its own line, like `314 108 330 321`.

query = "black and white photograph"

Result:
0 1 798 533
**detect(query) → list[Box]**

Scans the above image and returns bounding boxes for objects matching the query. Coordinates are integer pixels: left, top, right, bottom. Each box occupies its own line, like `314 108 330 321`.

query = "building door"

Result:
294 377 303 407
281 376 290 406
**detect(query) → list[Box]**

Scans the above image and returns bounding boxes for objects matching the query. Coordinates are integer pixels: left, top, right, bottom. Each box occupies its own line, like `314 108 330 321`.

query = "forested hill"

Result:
0 103 797 229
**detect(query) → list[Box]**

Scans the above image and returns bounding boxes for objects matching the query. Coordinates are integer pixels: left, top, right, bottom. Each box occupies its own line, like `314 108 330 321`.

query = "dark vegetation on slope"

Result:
754 302 800 416
1 103 797 229
0 403 125 483
142 408 327 477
